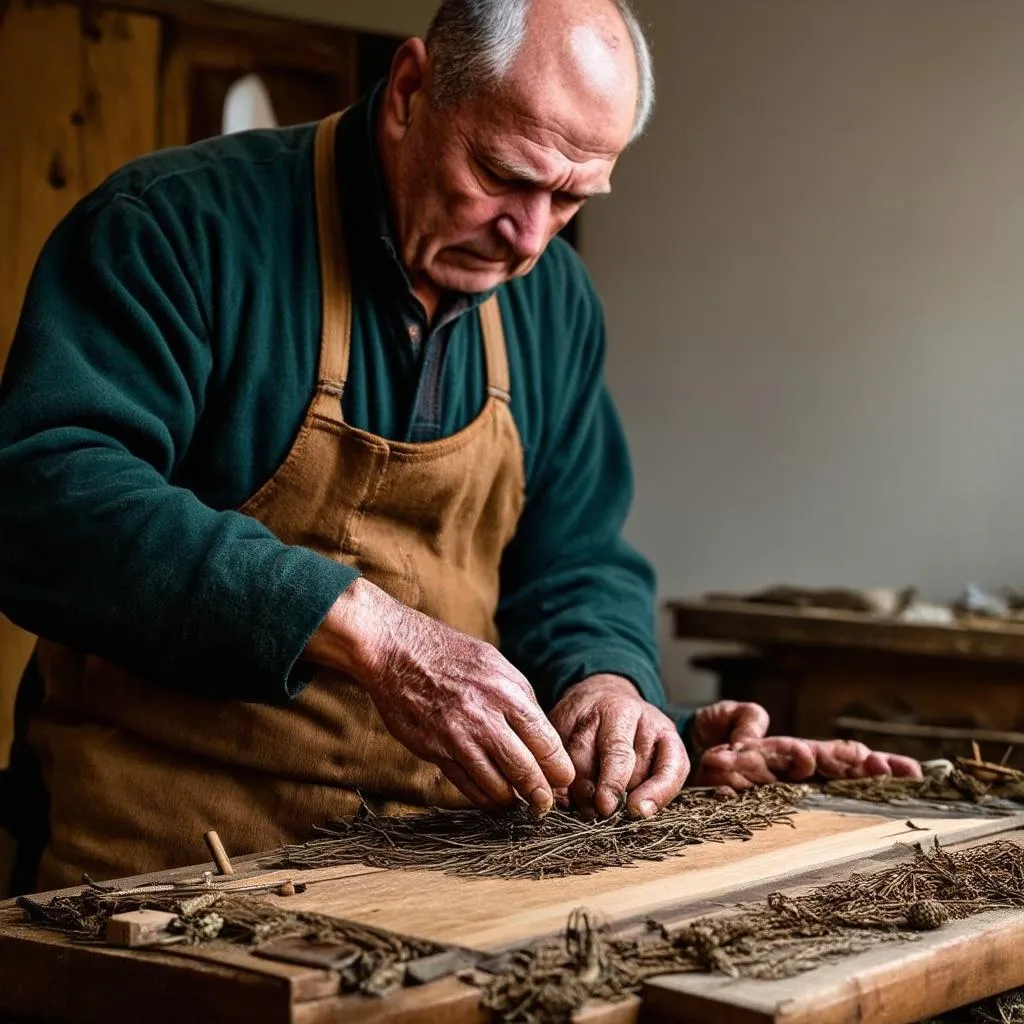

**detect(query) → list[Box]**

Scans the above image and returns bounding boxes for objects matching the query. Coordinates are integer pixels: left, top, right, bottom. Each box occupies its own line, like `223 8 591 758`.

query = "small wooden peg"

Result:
204 829 235 876
105 910 179 947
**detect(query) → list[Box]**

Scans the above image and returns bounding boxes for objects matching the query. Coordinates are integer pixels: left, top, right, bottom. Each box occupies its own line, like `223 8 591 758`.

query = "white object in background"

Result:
898 602 956 626
222 73 278 134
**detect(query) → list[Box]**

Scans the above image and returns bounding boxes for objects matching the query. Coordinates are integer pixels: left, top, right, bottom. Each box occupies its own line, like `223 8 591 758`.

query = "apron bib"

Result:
31 112 526 890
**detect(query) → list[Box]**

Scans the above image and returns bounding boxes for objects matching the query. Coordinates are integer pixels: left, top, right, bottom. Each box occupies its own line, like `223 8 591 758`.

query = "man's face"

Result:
380 32 638 296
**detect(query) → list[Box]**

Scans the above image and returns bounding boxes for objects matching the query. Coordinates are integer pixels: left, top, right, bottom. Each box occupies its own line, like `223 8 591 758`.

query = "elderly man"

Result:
0 0 916 891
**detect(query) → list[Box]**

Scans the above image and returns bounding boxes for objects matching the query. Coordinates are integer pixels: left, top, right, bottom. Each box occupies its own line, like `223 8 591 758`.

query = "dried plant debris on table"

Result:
480 839 1024 1024
277 784 806 880
826 758 1024 805
17 883 439 997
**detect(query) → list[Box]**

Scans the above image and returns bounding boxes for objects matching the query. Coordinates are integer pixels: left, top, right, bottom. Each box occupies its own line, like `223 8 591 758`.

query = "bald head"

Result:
425 0 654 144
505 0 639 149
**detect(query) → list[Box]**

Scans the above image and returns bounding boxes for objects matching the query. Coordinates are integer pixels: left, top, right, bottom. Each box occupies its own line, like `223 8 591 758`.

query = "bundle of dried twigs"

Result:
480 839 1024 1024
17 885 439 997
277 785 806 880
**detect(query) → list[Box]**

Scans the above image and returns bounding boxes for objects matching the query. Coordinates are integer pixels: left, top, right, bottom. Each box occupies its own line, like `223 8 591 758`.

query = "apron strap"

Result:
479 295 511 403
313 112 352 408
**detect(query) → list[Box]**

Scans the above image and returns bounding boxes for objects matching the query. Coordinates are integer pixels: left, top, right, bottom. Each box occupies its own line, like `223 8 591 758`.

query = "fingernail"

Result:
639 799 657 818
530 787 553 818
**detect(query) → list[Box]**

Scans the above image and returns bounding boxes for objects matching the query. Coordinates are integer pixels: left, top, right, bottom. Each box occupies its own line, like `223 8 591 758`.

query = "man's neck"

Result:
374 102 446 326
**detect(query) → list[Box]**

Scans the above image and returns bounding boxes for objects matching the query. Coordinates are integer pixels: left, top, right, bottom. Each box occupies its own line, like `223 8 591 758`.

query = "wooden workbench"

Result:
3 801 1024 1023
668 598 1024 765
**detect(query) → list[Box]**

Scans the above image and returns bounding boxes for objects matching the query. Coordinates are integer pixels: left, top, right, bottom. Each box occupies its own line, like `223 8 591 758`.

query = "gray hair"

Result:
425 0 655 143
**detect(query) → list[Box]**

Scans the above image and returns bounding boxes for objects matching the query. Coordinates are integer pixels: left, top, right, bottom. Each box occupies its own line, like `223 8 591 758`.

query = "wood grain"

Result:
3 810 1020 1023
0 910 293 1024
669 598 1024 662
644 907 1024 1024
0 0 160 768
256 812 999 949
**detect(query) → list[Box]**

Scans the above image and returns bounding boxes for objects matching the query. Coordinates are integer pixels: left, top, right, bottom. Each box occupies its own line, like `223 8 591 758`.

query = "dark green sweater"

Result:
0 88 662 711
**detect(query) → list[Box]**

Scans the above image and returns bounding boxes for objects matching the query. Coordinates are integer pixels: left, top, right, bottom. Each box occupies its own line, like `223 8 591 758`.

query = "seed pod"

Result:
906 900 948 931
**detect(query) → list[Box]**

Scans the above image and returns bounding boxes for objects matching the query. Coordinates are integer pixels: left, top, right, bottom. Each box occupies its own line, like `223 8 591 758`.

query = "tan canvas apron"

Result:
30 112 527 890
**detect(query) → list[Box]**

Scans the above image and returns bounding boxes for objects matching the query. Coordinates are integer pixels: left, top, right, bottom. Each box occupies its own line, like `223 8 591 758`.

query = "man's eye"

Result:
555 191 586 207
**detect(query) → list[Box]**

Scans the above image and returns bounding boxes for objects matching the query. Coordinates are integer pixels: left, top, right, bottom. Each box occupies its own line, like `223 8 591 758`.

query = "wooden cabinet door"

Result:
0 0 161 766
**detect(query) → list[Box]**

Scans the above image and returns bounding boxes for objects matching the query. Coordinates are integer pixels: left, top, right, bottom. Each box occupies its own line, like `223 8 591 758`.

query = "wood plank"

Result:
256 812 1006 949
669 598 1024 662
644 908 1024 1024
3 810 1023 1023
293 977 487 1024
0 920 293 1024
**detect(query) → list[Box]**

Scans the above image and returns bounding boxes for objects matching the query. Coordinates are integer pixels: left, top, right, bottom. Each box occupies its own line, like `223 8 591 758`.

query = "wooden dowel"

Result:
204 830 234 876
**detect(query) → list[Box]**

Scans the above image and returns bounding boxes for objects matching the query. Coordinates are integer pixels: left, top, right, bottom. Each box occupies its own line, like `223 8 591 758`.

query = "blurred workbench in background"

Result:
668 596 1024 768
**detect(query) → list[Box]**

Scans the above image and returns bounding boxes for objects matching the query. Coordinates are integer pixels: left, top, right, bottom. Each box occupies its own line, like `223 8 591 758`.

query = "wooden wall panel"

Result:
0 0 161 766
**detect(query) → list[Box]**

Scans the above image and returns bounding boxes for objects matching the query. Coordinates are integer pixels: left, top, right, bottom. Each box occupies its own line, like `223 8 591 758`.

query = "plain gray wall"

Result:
583 0 1024 700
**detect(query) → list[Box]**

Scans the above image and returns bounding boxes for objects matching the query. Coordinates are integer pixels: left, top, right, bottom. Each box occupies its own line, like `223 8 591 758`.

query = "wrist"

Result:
573 673 641 698
305 577 396 685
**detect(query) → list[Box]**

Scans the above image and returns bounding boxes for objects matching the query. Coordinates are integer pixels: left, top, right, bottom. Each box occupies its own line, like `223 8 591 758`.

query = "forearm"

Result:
0 445 357 701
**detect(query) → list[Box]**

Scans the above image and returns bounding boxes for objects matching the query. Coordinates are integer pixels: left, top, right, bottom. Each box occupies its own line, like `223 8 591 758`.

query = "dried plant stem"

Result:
277 785 807 880
480 839 1024 1024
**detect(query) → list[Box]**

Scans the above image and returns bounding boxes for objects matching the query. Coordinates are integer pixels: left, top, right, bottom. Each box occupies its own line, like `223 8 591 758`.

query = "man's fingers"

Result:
693 701 771 753
697 746 779 787
760 737 816 780
728 702 771 742
628 725 658 790
593 705 641 816
454 745 518 806
861 751 894 778
565 719 601 819
809 739 874 778
886 753 923 778
436 757 505 811
505 701 575 789
626 732 690 818
487 723 562 816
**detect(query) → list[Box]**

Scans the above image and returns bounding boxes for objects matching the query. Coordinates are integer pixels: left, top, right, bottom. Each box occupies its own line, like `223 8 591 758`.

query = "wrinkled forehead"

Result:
458 72 634 167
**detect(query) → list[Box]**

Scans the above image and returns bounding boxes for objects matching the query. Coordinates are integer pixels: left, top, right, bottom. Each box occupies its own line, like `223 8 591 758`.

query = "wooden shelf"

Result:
667 598 1024 664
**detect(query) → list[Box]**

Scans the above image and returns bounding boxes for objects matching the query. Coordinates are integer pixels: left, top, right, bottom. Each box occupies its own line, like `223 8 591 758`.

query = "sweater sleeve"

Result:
495 258 663 710
0 197 357 701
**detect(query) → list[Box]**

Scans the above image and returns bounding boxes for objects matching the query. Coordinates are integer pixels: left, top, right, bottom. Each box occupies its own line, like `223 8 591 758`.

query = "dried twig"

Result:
17 887 438 997
480 839 1024 1024
277 785 806 880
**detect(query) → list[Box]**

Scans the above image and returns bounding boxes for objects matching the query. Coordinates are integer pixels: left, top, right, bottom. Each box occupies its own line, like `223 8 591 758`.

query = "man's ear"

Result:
382 37 431 137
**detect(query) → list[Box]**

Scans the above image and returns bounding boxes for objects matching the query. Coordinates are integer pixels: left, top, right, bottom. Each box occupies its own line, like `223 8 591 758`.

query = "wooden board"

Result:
253 811 1003 949
642 832 1024 1023
1 807 1022 1023
669 598 1024 662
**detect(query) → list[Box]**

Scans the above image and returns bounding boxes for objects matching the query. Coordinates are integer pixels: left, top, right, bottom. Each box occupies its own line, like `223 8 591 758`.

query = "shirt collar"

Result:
336 81 498 324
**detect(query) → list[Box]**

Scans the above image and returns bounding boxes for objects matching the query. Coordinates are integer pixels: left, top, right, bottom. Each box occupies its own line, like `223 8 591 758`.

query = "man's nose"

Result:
496 192 552 261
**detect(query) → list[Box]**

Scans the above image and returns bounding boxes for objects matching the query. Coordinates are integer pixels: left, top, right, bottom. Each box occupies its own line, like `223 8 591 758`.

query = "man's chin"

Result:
430 262 513 295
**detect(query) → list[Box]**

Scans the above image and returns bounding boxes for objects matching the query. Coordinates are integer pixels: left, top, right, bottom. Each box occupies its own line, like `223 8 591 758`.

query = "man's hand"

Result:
305 579 575 816
690 700 772 755
689 701 921 788
548 674 690 819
